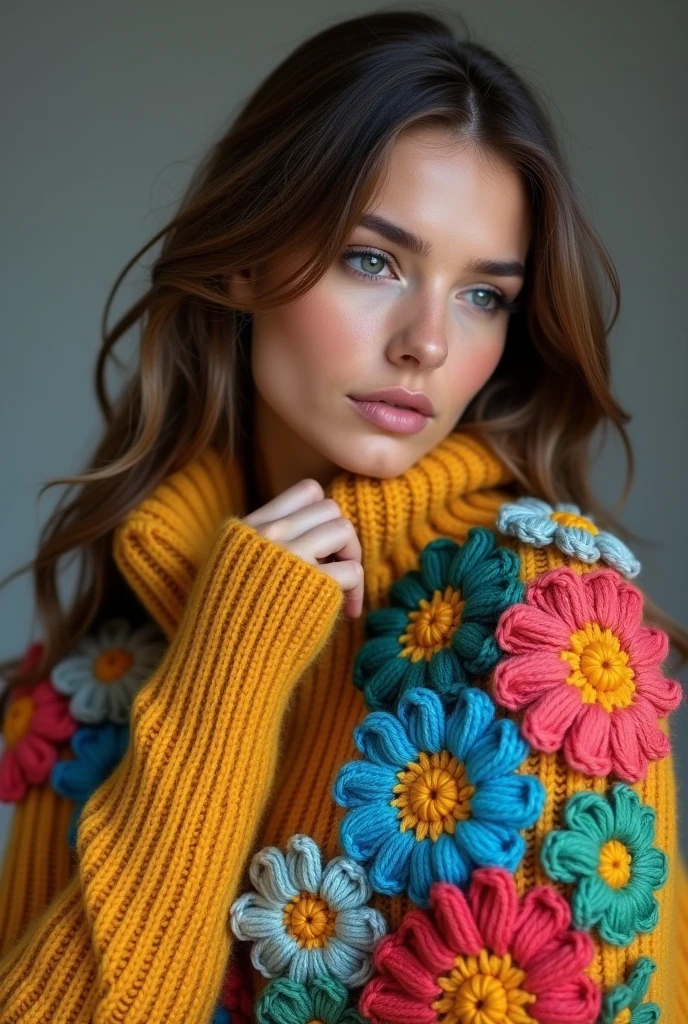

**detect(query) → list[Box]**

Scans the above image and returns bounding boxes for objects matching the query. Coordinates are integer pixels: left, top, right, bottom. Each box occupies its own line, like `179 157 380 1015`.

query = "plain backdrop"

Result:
1 0 686 862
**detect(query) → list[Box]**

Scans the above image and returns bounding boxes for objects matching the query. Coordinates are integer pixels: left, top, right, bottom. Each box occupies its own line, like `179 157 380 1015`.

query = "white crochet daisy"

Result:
51 618 166 724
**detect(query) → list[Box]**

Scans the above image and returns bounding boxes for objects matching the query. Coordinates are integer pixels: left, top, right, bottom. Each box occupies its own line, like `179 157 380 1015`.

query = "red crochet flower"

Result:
0 643 77 802
359 867 600 1024
220 955 253 1023
492 566 682 782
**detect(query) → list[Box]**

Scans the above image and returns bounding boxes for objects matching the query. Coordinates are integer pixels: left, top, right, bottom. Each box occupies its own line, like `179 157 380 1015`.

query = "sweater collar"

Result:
227 429 516 609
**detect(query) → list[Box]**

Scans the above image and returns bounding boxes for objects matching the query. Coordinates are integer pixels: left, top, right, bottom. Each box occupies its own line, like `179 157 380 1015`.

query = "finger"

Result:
255 499 344 544
242 478 324 527
289 517 362 570
317 559 364 619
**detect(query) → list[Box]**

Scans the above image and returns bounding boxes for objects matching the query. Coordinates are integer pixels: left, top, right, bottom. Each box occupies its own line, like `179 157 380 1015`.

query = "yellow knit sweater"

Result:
0 429 685 1022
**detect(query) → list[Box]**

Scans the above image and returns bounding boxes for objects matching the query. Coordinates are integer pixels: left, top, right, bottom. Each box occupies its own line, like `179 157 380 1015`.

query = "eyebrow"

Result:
359 213 526 279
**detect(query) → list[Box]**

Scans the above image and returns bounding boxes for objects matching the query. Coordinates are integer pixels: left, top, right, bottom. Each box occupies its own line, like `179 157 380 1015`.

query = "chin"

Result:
325 431 436 480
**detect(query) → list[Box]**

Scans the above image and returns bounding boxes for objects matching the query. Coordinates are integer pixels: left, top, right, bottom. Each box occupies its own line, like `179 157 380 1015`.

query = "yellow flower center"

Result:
392 749 474 843
93 648 135 683
612 1010 632 1024
598 839 632 889
560 622 635 712
283 891 337 950
549 510 599 535
432 949 536 1024
399 585 465 662
3 694 35 748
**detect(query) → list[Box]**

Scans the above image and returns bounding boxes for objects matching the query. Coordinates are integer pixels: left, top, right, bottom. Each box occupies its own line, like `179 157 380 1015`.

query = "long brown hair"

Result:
2 7 686 717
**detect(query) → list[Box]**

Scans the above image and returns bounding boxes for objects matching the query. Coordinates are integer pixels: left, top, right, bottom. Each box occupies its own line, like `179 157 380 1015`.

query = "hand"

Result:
241 479 364 619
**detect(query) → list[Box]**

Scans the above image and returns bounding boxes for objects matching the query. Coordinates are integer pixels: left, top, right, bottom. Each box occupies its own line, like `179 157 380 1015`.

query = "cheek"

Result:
448 331 507 402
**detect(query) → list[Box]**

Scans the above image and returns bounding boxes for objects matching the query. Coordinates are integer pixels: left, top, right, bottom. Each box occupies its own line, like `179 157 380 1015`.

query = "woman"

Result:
0 10 685 1024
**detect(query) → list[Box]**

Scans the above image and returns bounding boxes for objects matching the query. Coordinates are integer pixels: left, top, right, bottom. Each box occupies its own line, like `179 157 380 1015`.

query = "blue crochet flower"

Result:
50 723 129 850
353 530 524 712
332 686 545 908
496 496 641 578
229 834 387 987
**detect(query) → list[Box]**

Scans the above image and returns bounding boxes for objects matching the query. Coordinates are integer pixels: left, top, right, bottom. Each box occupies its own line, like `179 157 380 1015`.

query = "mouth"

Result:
347 389 436 418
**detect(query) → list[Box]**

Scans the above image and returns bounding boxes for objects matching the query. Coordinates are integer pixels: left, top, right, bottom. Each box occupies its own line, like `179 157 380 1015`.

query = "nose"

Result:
385 290 449 370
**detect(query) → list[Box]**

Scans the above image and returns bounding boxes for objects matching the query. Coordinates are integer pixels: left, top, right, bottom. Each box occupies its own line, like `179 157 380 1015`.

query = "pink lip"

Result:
349 387 436 417
347 396 431 434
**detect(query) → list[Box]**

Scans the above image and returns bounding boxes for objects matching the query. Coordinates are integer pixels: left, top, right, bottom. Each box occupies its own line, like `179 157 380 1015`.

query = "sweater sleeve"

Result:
0 514 345 1023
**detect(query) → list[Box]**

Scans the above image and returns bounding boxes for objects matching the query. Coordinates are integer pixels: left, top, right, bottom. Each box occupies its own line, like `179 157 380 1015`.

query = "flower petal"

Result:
467 867 518 955
287 945 326 985
562 701 613 777
369 828 414 896
609 711 647 782
632 846 668 890
396 688 445 752
445 686 495 762
249 847 298 906
334 906 387 952
596 532 641 578
464 718 529 784
494 602 571 655
526 567 590 632
429 881 483 956
522 684 582 754
562 791 614 844
526 930 596 992
320 856 372 911
455 819 524 873
492 650 570 713
371 931 439 997
230 891 285 942
431 834 470 888
540 829 599 885
332 761 398 808
531 976 600 1022
322 935 373 988
285 835 324 892
512 886 571 969
470 774 544 829
339 804 398 863
353 712 418 768
570 873 614 932
359 975 436 1024
408 839 434 908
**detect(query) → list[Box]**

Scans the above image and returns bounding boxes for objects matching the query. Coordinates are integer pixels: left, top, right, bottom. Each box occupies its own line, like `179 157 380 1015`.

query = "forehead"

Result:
367 126 531 259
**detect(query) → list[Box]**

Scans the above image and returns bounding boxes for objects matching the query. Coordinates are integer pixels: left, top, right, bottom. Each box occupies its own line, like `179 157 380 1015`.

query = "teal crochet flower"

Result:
50 723 129 850
600 957 659 1023
353 529 523 711
496 496 642 577
229 834 386 987
541 784 668 946
333 685 545 908
256 976 366 1024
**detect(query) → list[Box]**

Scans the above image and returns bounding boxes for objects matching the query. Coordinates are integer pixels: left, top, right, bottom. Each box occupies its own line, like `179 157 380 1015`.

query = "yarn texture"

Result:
0 429 684 1022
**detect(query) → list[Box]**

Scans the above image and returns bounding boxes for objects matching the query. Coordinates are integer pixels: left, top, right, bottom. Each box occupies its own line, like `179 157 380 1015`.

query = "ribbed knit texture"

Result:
0 430 684 1021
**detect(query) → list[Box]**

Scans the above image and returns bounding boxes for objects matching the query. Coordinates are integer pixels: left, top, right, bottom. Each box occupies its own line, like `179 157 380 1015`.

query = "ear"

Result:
226 267 257 309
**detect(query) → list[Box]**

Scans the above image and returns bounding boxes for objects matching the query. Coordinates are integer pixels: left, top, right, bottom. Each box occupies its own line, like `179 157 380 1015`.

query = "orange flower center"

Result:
560 622 635 712
598 839 632 889
612 1009 632 1024
283 891 337 950
549 510 599 535
399 585 465 662
392 749 474 843
432 949 536 1024
93 648 134 683
3 694 35 748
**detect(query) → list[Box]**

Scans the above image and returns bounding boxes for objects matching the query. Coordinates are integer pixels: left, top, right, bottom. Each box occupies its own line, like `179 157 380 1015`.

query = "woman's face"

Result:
244 126 531 485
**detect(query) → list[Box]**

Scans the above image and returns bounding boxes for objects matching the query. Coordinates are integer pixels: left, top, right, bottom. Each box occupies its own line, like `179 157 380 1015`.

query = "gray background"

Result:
1 0 686 861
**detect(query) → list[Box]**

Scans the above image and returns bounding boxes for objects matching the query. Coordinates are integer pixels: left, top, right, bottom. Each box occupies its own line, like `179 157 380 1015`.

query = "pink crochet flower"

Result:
220 955 253 1023
359 867 600 1024
492 566 683 782
0 643 77 802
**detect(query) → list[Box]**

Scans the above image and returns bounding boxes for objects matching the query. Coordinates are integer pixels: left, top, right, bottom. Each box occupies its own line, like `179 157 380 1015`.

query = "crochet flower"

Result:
333 686 544 907
599 958 659 1024
496 496 641 578
50 723 129 850
492 565 682 782
51 619 166 724
359 867 600 1024
541 785 667 947
353 530 523 711
0 643 77 802
256 976 366 1023
218 957 253 1023
229 834 387 987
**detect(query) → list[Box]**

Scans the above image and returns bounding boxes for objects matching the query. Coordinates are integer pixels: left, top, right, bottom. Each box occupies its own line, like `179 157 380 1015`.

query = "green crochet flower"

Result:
599 957 660 1023
353 528 523 711
541 784 668 946
255 976 366 1024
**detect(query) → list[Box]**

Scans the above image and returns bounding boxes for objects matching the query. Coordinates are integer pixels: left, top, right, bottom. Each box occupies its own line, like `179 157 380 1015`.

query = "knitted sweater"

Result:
0 429 685 1024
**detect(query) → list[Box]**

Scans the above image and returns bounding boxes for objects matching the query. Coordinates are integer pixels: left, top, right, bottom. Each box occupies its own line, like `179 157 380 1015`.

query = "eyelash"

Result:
340 246 522 317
